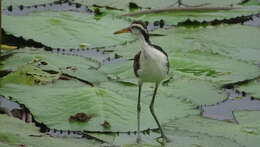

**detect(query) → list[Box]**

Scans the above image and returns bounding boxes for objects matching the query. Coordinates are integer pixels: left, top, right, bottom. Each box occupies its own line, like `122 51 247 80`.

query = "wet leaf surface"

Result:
0 115 101 147
238 78 260 99
164 111 260 147
1 0 260 146
2 11 132 48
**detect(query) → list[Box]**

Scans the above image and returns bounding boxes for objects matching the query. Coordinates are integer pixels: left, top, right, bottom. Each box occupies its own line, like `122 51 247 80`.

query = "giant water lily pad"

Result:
164 111 260 147
0 48 108 84
0 76 198 132
238 79 260 99
113 128 244 147
151 25 260 64
131 7 260 25
0 83 138 131
0 115 101 147
1 0 260 146
2 11 132 48
75 0 178 9
0 64 60 86
176 25 259 63
74 0 242 10
171 52 260 85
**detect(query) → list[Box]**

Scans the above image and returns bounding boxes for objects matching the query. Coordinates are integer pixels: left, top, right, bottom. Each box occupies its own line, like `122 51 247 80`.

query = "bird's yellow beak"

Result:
114 27 131 34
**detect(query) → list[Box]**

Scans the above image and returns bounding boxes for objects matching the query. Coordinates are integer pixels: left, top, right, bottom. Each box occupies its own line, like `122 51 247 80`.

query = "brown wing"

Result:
133 51 141 77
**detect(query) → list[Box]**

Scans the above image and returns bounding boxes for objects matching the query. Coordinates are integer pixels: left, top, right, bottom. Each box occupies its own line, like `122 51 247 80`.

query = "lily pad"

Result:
0 75 198 132
75 0 242 10
0 115 101 147
0 83 137 131
2 11 132 48
113 128 243 147
238 79 260 99
0 48 108 84
165 111 260 147
152 25 260 64
2 0 55 8
0 64 60 86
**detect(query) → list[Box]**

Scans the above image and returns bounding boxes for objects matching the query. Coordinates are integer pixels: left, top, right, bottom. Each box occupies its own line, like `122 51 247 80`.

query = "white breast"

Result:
138 45 168 83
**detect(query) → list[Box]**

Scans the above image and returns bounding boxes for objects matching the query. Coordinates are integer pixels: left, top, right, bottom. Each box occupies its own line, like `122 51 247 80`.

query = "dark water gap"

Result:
201 86 260 123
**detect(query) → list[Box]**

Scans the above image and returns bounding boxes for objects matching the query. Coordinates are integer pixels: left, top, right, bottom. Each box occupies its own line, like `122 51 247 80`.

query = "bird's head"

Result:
114 21 148 36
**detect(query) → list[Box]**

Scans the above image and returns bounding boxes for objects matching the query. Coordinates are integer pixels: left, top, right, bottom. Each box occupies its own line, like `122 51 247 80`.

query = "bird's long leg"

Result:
137 82 143 143
150 82 167 140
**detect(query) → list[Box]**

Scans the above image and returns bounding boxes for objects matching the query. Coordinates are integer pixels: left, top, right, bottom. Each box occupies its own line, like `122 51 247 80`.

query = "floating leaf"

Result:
0 48 108 84
0 65 60 86
74 0 243 10
113 127 244 147
0 115 101 147
2 11 132 48
127 5 260 24
165 111 260 147
238 79 260 99
0 79 197 132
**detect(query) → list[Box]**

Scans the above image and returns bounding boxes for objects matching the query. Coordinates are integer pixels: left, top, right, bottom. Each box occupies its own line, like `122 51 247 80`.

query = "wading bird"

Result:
114 21 169 143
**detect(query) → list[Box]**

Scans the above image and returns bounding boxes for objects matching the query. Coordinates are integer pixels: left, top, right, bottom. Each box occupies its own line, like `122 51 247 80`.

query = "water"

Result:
201 88 260 123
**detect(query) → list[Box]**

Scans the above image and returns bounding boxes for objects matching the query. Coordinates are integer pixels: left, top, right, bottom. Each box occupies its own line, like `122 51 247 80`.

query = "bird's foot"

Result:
156 135 171 144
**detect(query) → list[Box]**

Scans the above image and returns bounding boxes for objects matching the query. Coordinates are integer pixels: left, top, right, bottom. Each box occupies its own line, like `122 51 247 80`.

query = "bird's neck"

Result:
139 31 150 43
138 32 151 51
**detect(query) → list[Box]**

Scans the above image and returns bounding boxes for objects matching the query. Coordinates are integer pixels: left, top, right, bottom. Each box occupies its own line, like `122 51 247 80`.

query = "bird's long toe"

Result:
156 135 171 144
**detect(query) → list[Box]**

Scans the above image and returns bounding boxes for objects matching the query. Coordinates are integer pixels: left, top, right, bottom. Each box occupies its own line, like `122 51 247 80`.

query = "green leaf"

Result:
113 125 244 147
136 9 259 25
0 64 60 86
171 52 260 85
0 115 101 147
3 11 132 48
0 84 136 131
0 79 198 132
75 0 178 9
165 111 260 147
75 0 242 10
0 48 108 84
238 79 260 99
152 25 260 64
165 77 226 105
182 0 243 6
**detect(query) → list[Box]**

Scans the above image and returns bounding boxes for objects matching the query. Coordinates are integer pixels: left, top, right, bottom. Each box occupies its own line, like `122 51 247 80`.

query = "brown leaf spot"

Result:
69 112 94 122
101 120 111 129
66 66 77 72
